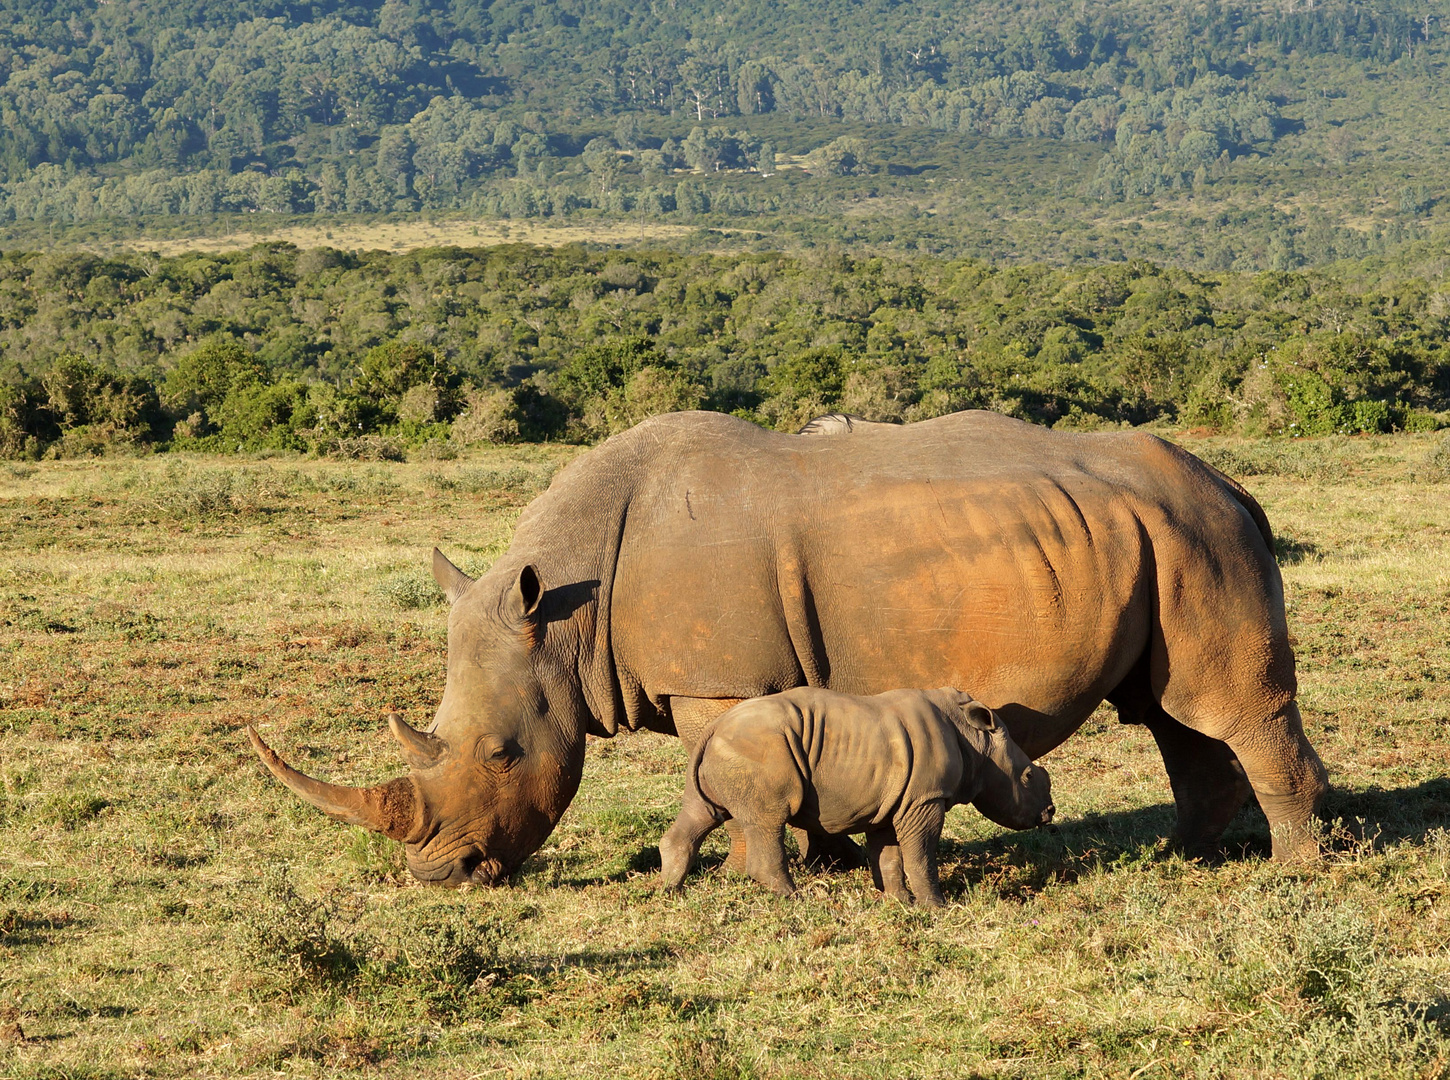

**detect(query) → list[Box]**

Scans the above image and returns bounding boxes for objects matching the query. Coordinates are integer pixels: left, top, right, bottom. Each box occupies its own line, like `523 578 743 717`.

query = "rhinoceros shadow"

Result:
931 777 1450 899
558 778 1450 898
1317 777 1450 847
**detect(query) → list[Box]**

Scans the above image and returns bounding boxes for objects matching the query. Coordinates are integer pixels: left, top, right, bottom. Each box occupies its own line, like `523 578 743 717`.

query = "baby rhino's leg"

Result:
696 717 804 897
865 827 911 904
741 821 796 896
659 782 726 889
894 800 949 908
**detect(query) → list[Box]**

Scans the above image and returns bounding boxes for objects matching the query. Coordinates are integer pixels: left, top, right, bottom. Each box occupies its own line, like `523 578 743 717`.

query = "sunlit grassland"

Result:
120 218 702 258
2 432 1450 1079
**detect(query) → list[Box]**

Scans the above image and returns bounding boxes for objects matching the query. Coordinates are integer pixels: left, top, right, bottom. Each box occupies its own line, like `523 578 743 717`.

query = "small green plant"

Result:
374 570 443 610
1426 432 1450 479
369 903 501 1013
239 867 355 989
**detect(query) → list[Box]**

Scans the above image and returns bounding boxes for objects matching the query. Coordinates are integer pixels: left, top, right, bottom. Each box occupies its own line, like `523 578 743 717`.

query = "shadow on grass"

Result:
1322 777 1450 845
933 777 1450 900
514 941 675 977
547 779 1450 899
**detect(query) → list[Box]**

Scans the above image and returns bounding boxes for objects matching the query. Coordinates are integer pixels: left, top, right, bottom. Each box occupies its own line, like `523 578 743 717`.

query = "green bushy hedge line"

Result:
1 246 1446 460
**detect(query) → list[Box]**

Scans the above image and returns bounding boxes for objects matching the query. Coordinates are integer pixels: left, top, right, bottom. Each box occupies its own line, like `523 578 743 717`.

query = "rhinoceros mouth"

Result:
406 847 508 887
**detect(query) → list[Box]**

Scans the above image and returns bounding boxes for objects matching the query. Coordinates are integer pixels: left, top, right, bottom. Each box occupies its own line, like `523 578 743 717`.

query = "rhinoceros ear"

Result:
507 564 545 624
957 699 999 733
432 548 475 605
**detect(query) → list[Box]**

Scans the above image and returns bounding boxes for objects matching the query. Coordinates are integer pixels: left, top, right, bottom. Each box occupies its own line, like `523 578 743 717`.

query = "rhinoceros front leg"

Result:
793 828 869 870
893 800 948 908
1142 707 1255 860
669 696 751 873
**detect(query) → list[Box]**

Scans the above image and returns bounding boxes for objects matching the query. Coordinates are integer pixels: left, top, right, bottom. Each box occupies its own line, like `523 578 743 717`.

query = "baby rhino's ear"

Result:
956 697 999 733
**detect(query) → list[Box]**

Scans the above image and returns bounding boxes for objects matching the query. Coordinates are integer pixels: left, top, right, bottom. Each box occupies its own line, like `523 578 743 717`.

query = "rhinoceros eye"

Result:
477 735 521 764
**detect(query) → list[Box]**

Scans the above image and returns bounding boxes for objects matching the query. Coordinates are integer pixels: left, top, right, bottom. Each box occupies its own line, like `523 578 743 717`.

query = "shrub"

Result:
375 570 443 609
1269 334 1429 437
805 135 870 176
451 388 524 445
239 868 355 988
211 379 312 451
163 337 268 428
322 435 406 461
554 337 661 408
452 384 570 445
554 338 701 440
0 382 44 459
38 354 163 455
603 366 703 434
346 341 462 431
1423 432 1450 479
379 904 498 994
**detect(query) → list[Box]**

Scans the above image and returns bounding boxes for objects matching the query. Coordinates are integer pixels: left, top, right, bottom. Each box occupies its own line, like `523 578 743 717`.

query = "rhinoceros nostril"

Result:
1040 804 1056 826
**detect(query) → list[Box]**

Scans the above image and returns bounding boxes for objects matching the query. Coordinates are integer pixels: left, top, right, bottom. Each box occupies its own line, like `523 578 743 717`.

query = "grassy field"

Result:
120 218 703 257
2 431 1450 1079
0 216 705 258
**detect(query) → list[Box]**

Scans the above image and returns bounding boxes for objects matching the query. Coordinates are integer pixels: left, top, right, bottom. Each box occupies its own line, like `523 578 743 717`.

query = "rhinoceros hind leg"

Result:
659 787 725 889
1222 702 1328 862
791 827 868 870
720 820 751 875
1142 707 1255 860
668 696 750 873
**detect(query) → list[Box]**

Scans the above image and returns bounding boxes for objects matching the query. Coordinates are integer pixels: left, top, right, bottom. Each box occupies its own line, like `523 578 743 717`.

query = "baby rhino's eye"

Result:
1020 767 1036 786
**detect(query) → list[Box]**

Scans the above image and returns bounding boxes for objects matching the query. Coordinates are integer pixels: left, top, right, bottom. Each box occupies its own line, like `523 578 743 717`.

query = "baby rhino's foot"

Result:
760 873 797 898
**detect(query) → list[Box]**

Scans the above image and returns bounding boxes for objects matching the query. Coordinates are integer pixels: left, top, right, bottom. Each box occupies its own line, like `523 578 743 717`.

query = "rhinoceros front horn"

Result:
247 725 419 842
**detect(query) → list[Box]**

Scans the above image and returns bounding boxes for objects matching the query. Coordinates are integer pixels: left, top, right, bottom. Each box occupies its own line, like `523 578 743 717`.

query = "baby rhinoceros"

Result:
659 686 1054 907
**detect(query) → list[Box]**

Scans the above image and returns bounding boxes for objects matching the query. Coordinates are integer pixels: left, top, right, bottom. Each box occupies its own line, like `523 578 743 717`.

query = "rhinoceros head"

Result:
248 549 588 886
948 694 1055 831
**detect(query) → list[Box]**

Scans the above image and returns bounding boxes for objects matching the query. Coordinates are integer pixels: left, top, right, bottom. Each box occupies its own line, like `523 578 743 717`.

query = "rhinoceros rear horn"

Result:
387 712 448 769
432 548 475 605
247 725 419 841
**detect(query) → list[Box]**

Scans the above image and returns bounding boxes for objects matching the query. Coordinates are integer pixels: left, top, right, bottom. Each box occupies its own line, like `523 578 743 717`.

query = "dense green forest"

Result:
3 0 1450 456
2 0 1450 268
1 243 1445 459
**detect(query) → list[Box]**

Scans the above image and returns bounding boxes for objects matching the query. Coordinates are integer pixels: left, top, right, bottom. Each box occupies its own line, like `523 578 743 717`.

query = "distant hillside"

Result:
2 1 1450 268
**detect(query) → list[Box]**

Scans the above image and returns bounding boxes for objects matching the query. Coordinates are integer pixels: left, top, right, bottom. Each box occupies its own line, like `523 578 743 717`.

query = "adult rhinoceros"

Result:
249 409 1328 883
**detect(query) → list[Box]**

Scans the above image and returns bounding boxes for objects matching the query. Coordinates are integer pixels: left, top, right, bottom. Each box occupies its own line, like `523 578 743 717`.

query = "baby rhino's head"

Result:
945 692 1055 830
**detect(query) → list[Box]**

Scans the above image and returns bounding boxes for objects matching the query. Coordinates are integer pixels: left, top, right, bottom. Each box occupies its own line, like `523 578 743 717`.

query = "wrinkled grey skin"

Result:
659 687 1054 906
